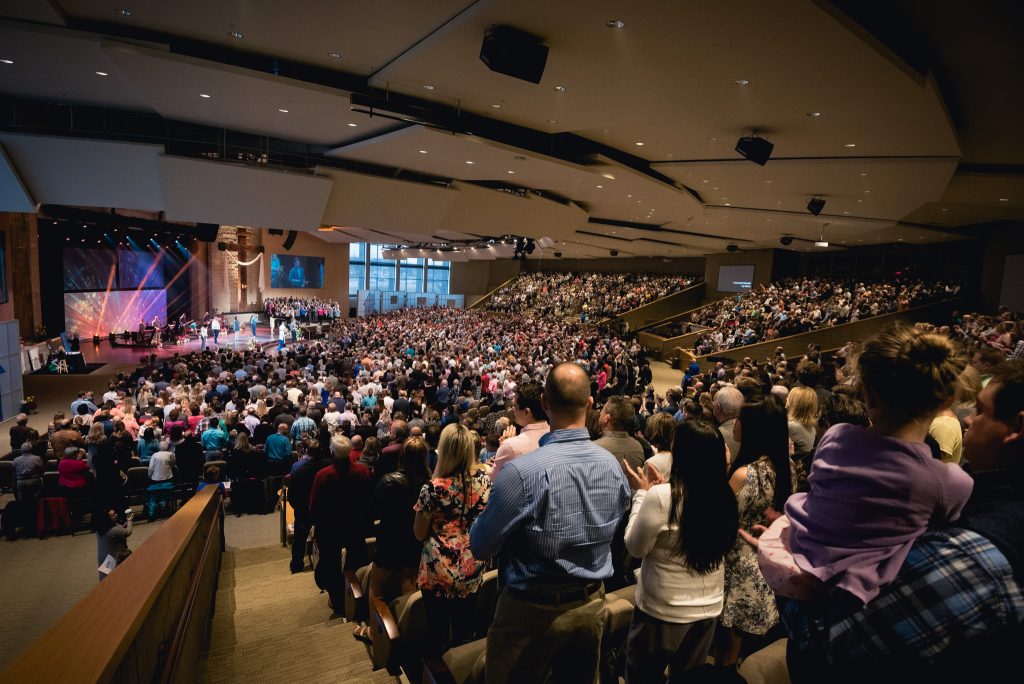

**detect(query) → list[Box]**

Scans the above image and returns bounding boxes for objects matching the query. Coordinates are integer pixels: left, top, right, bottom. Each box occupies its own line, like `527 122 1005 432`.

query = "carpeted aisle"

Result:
199 542 397 684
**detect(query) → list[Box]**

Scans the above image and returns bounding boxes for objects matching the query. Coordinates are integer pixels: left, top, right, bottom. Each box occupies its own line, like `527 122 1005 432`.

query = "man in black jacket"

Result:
288 446 330 573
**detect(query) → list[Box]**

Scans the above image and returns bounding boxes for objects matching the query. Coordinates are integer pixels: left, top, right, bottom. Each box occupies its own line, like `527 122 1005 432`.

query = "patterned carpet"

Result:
199 538 397 684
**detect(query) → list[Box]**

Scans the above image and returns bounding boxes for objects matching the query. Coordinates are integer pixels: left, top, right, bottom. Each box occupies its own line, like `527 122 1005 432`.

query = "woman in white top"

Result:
623 420 739 682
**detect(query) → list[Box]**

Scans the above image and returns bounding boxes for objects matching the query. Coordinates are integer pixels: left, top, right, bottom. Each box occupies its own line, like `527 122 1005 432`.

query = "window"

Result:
427 259 450 294
349 263 365 293
348 242 366 292
368 244 397 290
399 257 424 292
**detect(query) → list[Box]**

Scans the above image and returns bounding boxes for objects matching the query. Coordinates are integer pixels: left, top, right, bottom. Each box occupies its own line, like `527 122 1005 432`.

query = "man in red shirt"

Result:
309 435 370 611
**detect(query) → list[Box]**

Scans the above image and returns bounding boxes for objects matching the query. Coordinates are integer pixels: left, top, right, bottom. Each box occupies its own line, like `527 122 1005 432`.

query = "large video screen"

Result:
118 250 165 289
717 264 755 293
269 254 324 289
64 290 168 337
63 247 118 291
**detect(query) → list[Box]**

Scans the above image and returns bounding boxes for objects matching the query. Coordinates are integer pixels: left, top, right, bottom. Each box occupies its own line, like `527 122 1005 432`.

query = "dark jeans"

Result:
291 518 311 572
420 589 478 655
624 608 716 683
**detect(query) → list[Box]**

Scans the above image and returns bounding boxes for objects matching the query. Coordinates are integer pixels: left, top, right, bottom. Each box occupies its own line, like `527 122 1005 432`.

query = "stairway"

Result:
199 544 396 683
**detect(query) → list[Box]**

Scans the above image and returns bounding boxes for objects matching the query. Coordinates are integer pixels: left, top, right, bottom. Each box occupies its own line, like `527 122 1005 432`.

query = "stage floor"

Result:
74 324 281 365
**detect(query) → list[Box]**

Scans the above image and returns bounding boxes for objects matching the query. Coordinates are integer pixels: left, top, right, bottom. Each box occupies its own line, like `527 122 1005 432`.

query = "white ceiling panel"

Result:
440 180 588 239
654 157 959 221
103 42 395 146
0 143 35 212
159 155 332 230
316 166 459 237
0 132 164 210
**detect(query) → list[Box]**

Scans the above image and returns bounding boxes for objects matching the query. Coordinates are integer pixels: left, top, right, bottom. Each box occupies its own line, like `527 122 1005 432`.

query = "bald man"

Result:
471 362 630 684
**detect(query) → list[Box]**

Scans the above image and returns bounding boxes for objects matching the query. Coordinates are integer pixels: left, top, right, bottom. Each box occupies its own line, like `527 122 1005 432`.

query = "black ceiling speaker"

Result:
554 251 562 258
610 249 619 256
735 135 774 165
807 198 826 216
780 236 794 246
726 244 739 252
480 25 549 84
194 223 219 242
281 230 298 250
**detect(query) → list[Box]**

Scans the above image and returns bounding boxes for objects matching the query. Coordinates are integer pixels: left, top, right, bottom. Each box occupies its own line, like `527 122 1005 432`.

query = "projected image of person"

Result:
288 257 306 288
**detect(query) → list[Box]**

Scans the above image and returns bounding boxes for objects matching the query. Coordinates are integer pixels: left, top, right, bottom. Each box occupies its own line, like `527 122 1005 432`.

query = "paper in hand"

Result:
98 554 117 575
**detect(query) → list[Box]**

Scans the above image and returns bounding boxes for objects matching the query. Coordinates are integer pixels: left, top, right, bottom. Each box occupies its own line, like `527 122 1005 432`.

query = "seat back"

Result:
126 466 150 492
0 461 15 491
45 459 59 472
603 594 634 654
42 471 61 495
204 461 228 478
473 570 500 639
370 589 425 675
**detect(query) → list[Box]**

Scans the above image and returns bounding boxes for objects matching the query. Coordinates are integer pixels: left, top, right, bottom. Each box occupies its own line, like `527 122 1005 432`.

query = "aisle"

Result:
198 539 396 684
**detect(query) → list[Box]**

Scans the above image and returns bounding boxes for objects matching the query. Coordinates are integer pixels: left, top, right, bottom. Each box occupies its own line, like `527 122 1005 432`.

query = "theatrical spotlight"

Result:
735 133 774 166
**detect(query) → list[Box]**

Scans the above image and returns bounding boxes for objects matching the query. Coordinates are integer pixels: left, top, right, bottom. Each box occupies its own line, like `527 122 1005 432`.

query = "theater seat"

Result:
343 563 371 624
435 639 487 684
473 570 500 637
370 588 427 677
738 638 791 684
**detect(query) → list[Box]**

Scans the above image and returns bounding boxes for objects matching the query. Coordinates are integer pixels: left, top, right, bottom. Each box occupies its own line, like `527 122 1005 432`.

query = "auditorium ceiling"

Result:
0 0 1020 258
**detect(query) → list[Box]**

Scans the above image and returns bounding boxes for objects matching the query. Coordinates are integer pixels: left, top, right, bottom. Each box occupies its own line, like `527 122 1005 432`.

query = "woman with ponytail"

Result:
623 420 739 681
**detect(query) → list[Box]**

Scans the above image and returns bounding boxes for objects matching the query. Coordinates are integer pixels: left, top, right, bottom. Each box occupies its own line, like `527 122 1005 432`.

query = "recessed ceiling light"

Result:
859 172 868 176
418 149 427 154
199 93 211 98
857 199 863 202
490 103 502 109
635 141 645 146
0 59 13 65
734 79 750 86
278 108 289 113
596 185 603 189
327 51 342 59
712 187 719 190
843 211 849 214
606 19 625 29
601 173 615 180
702 179 708 183
548 119 557 124
864 190 870 194
114 8 132 17
95 71 109 76
507 170 515 174
764 180 772 184
465 160 474 164
724 203 731 206
806 111 822 117
999 198 1009 202
553 85 566 92
627 194 632 198
844 143 856 148
227 31 244 39
347 122 357 127
423 84 435 90
941 207 949 212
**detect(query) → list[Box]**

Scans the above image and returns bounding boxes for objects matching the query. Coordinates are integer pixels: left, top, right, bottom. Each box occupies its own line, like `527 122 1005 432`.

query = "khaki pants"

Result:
485 588 606 684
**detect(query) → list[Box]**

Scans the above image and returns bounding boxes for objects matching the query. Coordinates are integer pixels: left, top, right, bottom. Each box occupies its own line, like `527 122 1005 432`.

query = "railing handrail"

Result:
693 296 964 363
468 276 519 310
2 488 222 683
616 280 706 319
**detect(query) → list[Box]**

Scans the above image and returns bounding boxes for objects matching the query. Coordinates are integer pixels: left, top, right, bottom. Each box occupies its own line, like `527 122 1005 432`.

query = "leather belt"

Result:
507 581 603 606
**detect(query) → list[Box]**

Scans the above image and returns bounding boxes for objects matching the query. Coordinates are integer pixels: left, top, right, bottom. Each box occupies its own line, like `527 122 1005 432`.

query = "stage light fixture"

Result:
807 197 826 216
735 134 774 166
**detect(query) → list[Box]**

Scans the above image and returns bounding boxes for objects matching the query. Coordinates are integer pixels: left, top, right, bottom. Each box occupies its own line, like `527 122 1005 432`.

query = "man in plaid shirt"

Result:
782 360 1024 683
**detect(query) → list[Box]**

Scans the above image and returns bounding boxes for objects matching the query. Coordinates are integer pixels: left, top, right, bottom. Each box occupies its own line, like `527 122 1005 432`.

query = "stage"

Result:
68 323 284 366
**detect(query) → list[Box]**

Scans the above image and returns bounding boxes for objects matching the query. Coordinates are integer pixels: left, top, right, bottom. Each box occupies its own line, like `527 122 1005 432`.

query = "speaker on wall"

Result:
480 25 549 84
194 223 219 242
282 230 298 250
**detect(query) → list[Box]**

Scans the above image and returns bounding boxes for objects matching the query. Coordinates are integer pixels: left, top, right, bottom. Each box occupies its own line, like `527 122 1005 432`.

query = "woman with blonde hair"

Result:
786 386 819 457
413 423 492 655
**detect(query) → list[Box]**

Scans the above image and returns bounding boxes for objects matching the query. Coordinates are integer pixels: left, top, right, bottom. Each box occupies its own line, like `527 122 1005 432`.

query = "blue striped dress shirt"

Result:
470 428 632 593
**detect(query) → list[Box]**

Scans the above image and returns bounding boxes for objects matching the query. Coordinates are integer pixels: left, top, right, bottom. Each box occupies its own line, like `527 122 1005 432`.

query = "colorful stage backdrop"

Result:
64 290 168 338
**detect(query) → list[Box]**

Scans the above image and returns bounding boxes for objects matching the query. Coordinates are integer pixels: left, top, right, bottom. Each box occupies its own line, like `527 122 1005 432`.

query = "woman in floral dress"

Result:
717 395 794 667
414 423 492 655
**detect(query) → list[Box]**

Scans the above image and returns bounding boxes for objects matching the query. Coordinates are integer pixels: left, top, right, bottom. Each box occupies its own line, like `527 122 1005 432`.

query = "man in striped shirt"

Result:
471 362 631 683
